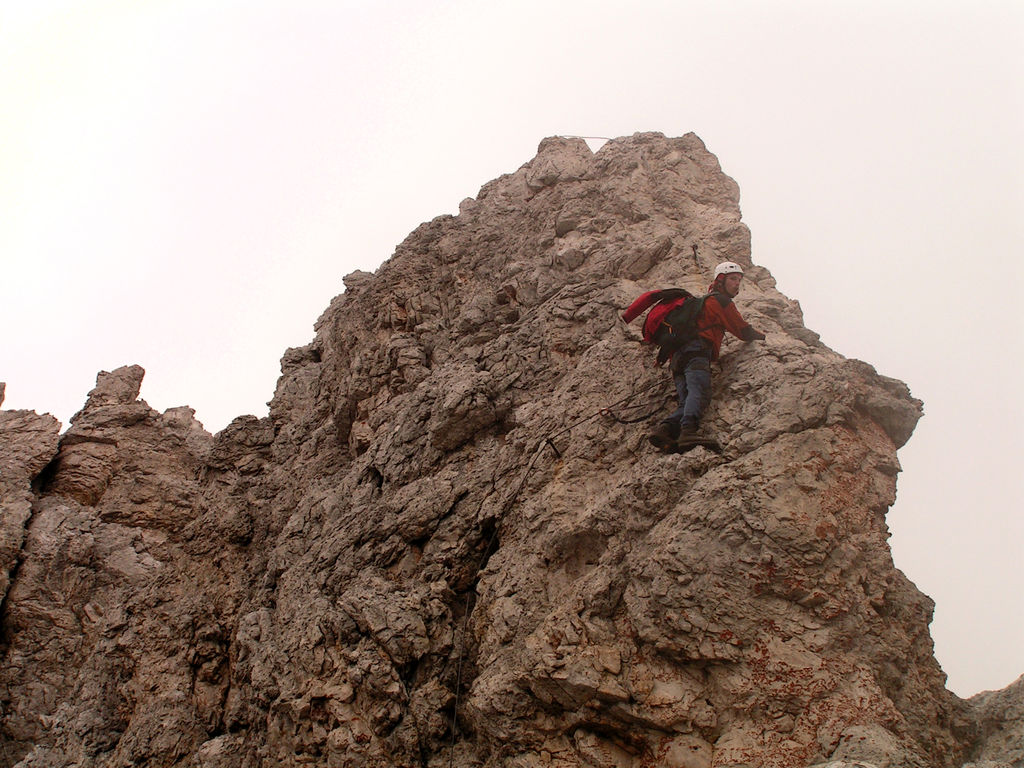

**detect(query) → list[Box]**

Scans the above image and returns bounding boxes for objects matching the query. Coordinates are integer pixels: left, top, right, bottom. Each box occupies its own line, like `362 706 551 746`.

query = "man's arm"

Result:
720 300 765 341
740 326 766 341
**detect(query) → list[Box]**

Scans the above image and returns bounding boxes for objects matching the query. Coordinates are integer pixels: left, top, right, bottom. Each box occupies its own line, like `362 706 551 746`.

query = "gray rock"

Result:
0 133 1019 768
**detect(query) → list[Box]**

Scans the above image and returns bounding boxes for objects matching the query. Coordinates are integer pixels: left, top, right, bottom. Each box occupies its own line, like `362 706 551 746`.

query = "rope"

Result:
543 377 666 445
448 592 474 768
601 403 663 425
447 438 548 767
445 377 667 764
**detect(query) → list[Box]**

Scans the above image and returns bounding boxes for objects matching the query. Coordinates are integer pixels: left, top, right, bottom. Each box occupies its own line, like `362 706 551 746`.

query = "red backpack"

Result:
622 288 710 364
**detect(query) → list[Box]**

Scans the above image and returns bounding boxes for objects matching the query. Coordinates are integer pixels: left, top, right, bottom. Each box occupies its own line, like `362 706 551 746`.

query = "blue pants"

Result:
665 346 711 430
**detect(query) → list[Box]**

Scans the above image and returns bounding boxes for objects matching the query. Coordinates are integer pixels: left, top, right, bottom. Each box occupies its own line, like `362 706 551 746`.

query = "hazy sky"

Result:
2 0 1021 698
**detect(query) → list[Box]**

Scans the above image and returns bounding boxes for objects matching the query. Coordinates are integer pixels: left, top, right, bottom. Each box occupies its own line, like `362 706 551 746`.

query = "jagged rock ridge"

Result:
1 133 1020 768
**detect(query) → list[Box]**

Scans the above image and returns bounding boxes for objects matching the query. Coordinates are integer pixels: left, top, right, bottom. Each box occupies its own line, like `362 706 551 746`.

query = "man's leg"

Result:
664 372 688 427
680 357 711 434
650 367 689 449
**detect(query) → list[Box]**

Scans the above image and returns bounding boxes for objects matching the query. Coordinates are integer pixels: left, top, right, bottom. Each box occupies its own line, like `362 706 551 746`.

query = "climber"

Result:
622 261 766 451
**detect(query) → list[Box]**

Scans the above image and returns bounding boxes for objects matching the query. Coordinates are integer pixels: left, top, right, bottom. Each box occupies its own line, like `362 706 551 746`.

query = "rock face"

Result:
0 133 1018 768
962 675 1024 767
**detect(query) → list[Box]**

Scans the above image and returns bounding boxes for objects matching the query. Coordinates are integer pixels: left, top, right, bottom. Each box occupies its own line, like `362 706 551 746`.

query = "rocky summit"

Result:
1 133 1020 768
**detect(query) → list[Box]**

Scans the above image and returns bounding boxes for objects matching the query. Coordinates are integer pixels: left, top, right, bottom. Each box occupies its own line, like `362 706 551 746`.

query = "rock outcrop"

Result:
0 385 61 605
962 676 1024 767
0 133 1019 767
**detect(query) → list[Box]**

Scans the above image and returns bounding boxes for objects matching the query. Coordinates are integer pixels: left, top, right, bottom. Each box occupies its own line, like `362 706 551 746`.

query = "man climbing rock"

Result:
622 261 766 451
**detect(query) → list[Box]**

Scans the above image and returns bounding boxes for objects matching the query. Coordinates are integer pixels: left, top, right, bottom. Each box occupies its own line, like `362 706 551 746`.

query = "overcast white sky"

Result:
2 0 1021 698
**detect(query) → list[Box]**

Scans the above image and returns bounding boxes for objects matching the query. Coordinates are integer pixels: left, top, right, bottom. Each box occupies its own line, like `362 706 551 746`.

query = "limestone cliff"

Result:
1 134 1019 768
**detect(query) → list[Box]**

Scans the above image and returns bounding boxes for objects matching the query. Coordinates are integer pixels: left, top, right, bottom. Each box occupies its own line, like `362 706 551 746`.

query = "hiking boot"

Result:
678 422 699 438
648 421 680 451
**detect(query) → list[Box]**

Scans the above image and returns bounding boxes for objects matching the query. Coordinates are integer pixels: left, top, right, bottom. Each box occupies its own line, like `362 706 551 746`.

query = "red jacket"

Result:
622 290 755 361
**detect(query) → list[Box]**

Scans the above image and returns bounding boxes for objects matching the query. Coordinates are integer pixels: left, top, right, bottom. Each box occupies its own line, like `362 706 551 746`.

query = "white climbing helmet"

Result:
714 261 744 278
